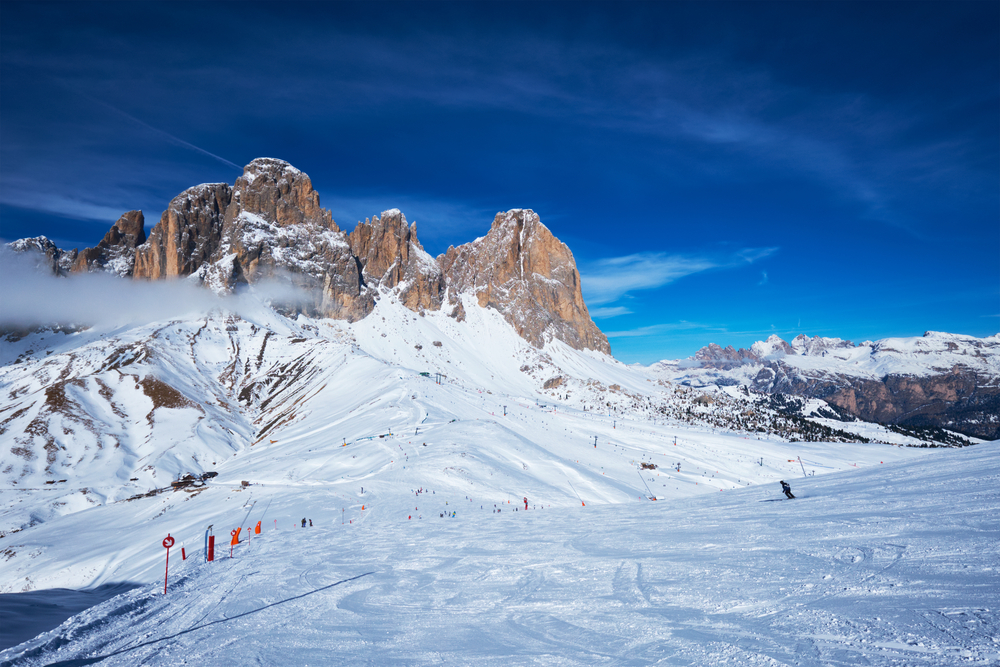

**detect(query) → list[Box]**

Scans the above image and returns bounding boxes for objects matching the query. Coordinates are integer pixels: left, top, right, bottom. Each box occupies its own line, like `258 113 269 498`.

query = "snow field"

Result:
2 444 997 666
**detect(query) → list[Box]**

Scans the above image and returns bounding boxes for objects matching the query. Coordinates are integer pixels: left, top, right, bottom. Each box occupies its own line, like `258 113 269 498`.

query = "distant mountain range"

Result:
652 332 1000 440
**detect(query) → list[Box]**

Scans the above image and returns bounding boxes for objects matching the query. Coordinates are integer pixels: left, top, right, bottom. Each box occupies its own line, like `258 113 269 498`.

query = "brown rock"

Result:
10 161 611 356
440 209 610 353
695 343 759 369
71 211 146 276
753 364 1000 440
219 158 369 318
348 209 444 313
134 184 231 280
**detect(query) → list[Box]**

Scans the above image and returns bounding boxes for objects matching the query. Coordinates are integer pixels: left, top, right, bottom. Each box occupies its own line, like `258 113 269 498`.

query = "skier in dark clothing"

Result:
301 517 307 527
780 481 795 499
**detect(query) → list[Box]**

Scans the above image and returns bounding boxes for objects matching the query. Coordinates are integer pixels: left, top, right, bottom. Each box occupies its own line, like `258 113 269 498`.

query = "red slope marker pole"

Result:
162 534 175 594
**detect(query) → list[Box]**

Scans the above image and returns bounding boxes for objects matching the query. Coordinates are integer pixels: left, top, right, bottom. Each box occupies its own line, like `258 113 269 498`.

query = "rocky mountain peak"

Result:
695 343 755 365
441 209 610 353
667 331 1000 440
107 210 147 246
748 335 794 359
231 158 333 231
789 334 855 356
9 160 611 353
348 209 444 313
134 183 232 280
5 236 78 276
71 210 147 276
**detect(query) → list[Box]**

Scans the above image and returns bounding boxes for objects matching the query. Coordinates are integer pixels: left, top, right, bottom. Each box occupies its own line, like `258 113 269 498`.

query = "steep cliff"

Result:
347 209 444 313
214 158 368 319
441 209 610 353
70 211 146 276
133 183 231 280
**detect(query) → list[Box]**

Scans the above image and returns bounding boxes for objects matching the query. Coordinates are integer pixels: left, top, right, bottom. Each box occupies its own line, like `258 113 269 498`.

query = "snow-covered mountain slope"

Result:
4 288 973 548
652 331 1000 440
0 289 949 572
2 285 997 664
2 440 997 666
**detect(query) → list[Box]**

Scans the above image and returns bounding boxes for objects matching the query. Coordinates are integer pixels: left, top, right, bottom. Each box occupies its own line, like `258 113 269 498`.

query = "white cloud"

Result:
581 246 778 305
739 248 779 264
581 253 717 305
604 321 722 339
589 306 632 319
0 188 128 223
0 249 310 329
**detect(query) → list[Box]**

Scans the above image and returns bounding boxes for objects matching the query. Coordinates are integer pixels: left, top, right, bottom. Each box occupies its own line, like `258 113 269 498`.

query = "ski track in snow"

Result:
1 295 998 665
2 446 998 666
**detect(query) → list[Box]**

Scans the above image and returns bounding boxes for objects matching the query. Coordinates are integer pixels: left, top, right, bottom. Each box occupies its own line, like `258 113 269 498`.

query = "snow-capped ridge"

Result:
656 330 1000 440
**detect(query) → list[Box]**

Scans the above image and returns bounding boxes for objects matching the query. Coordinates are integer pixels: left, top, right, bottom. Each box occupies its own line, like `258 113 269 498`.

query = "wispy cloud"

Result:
53 78 243 172
0 189 127 223
0 248 309 328
604 321 724 339
589 306 632 319
581 247 777 305
739 248 779 264
581 253 717 305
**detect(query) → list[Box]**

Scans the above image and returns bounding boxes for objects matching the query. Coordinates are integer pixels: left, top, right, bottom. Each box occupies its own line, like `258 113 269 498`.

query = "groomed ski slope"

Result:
2 444 997 666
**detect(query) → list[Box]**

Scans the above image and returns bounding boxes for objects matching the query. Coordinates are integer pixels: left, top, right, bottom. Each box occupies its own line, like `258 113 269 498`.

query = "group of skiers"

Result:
306 481 794 528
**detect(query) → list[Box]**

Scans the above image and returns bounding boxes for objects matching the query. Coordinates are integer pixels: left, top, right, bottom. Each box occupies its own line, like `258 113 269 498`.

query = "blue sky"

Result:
1 1 997 363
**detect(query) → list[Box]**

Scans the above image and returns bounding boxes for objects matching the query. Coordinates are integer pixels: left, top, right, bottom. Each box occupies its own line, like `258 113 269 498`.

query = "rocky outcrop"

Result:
5 236 77 275
134 184 231 280
9 160 611 353
217 158 368 319
440 209 610 353
752 365 1000 440
347 209 444 313
71 211 146 276
694 343 759 370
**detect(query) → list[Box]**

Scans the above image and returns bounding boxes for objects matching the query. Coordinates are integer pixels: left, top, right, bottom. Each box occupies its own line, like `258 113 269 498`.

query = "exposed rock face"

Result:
8 159 611 353
5 236 77 275
218 158 368 319
694 343 759 369
347 209 444 313
441 209 610 353
752 362 1000 441
134 184 231 280
71 211 146 276
667 332 1000 440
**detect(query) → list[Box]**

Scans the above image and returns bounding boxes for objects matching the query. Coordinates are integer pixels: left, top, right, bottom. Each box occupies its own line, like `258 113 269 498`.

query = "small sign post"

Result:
162 534 175 594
